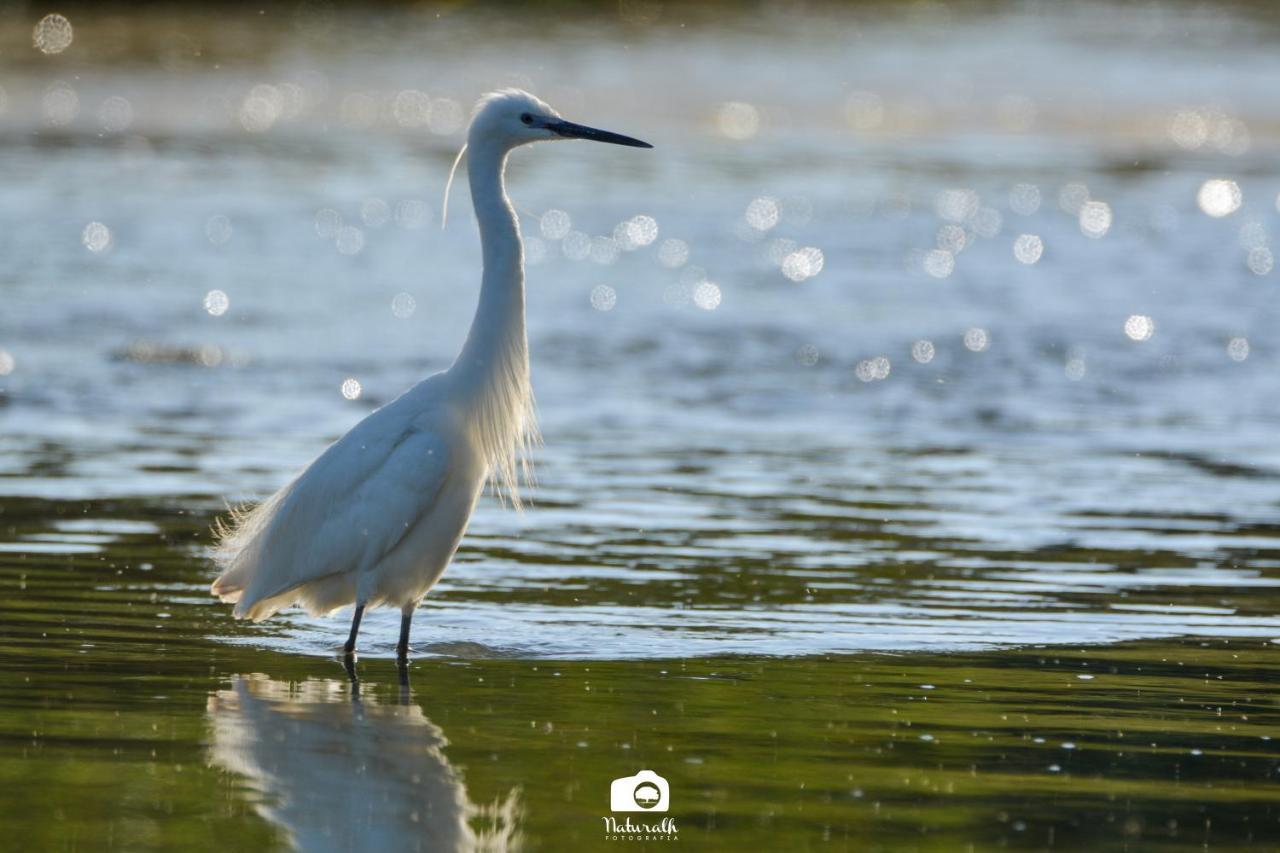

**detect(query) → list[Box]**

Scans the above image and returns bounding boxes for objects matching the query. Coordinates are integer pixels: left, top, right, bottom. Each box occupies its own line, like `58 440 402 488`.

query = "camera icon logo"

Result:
609 769 670 812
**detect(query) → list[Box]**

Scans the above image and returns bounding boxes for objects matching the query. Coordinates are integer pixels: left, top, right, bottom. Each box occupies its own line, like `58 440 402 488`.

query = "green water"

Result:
2 496 1279 851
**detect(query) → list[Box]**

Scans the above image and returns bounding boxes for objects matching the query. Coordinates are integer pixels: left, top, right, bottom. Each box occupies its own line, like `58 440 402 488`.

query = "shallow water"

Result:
2 2 1280 850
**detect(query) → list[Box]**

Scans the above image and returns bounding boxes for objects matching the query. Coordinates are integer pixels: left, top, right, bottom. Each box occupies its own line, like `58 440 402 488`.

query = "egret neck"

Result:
449 136 535 507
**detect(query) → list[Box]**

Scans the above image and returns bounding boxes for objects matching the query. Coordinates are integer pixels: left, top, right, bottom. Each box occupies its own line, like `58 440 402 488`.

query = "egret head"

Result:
468 89 652 151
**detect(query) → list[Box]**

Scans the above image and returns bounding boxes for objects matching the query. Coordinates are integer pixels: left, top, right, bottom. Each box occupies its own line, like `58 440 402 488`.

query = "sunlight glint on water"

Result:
0 0 1278 658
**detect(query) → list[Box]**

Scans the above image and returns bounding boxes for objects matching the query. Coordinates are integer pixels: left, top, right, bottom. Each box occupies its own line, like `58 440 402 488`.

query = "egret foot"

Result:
341 654 362 699
396 657 411 693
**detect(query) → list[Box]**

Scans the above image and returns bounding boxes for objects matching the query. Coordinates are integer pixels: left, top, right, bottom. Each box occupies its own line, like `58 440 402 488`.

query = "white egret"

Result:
211 90 652 658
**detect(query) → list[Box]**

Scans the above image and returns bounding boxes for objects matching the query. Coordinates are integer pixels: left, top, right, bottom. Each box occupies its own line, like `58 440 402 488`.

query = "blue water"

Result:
1 1 1279 660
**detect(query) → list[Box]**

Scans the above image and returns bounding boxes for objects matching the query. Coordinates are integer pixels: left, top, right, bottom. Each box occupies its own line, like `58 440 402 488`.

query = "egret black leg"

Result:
343 603 365 656
396 611 413 660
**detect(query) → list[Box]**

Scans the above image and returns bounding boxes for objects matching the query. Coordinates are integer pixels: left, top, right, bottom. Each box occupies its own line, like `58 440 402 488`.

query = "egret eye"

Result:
520 113 534 126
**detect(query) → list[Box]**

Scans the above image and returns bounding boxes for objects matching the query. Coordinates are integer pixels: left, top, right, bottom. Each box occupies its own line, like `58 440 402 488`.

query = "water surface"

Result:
1 2 1279 849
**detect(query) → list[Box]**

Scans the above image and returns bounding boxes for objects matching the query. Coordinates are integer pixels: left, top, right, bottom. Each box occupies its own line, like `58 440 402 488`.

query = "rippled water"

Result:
2 2 1279 850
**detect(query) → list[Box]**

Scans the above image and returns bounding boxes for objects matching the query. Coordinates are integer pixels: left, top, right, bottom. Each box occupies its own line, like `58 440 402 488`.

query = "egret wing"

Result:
232 413 452 614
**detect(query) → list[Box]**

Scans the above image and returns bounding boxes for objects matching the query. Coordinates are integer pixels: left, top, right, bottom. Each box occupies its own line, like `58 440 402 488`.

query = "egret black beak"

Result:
547 119 653 148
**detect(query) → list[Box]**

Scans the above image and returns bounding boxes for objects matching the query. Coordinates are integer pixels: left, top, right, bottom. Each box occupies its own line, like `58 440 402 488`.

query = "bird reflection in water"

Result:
207 667 521 852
